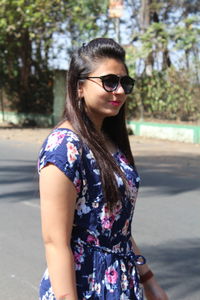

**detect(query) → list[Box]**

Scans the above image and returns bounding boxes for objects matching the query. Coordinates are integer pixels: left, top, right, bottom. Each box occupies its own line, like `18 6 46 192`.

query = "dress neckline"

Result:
55 127 79 137
54 127 120 156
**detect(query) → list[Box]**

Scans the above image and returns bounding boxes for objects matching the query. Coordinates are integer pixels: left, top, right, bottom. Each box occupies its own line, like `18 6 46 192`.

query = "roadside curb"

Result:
0 111 52 127
1 110 200 144
127 121 200 144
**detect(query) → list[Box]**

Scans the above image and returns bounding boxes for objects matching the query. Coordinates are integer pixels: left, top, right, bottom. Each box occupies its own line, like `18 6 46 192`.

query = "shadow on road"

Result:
0 152 199 202
0 159 39 202
0 137 199 299
142 238 200 299
136 154 200 195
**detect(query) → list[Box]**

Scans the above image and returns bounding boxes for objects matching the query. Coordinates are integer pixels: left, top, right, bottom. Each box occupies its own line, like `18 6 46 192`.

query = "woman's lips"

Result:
109 101 121 106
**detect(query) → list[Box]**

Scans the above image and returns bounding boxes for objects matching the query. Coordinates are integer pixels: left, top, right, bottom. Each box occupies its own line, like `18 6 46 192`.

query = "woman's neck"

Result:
103 133 118 154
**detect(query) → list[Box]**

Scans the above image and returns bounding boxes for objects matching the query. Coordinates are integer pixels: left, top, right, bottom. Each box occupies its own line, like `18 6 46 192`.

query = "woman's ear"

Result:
78 81 84 98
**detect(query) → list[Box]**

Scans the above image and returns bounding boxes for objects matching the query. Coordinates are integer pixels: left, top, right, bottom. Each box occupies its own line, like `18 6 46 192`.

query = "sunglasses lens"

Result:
102 75 118 92
121 76 135 94
101 74 135 94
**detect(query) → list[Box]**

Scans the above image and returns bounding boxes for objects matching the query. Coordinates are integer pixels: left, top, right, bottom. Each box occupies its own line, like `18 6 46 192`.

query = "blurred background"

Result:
0 2 200 299
0 0 200 127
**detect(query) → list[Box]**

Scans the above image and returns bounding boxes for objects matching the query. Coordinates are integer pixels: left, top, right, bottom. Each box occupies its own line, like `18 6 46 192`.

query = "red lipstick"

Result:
109 101 121 106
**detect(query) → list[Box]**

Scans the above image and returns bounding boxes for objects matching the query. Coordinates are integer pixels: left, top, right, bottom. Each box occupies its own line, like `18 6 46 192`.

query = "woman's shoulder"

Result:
43 127 81 151
41 120 82 152
38 124 83 163
38 126 83 175
38 126 83 190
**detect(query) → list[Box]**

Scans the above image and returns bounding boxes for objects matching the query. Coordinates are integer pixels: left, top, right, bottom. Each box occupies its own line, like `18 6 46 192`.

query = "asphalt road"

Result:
0 131 199 300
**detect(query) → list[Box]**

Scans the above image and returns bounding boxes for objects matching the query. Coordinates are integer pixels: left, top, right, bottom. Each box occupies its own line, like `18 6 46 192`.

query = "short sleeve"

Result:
38 129 82 193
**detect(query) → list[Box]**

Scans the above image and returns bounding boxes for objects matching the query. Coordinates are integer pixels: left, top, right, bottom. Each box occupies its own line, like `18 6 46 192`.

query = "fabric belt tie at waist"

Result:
73 239 146 266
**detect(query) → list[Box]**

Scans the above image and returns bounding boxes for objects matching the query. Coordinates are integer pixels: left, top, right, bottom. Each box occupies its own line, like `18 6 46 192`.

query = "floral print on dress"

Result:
76 197 91 215
44 131 66 152
38 128 143 300
74 244 85 271
66 141 79 165
105 261 119 292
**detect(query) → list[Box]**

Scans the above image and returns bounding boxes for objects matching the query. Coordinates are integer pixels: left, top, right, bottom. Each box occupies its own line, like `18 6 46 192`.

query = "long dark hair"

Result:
62 38 135 210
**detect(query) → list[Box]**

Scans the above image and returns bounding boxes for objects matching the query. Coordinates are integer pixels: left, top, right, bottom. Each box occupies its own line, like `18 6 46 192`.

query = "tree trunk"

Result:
19 29 32 112
163 48 171 69
20 29 31 89
140 0 153 76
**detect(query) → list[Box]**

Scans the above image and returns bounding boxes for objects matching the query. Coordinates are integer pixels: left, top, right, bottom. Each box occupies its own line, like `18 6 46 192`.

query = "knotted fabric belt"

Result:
72 238 146 266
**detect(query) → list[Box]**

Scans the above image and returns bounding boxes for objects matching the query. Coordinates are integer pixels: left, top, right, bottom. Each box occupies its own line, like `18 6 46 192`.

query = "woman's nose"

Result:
112 83 125 94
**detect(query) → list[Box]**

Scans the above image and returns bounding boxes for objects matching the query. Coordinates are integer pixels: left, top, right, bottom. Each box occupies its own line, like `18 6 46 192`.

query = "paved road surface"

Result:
0 129 199 300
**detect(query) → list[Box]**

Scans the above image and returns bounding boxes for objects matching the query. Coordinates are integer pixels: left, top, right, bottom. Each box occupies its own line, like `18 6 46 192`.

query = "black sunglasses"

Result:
79 74 135 94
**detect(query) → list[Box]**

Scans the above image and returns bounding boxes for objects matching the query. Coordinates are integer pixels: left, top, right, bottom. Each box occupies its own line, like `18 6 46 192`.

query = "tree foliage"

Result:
124 0 200 121
0 0 108 113
0 0 199 122
127 68 199 121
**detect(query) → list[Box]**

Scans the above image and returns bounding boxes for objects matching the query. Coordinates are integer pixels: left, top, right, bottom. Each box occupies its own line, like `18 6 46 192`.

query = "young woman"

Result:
38 38 168 300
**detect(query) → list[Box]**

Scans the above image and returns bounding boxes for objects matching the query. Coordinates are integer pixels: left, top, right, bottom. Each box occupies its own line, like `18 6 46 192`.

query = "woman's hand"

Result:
143 276 168 300
130 237 168 300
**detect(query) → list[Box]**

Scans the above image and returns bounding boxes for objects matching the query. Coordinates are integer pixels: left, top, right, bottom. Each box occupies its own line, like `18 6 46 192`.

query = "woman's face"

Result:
79 58 127 130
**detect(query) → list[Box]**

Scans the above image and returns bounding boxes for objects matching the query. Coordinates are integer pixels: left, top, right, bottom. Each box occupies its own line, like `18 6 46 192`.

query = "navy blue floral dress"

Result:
38 128 145 300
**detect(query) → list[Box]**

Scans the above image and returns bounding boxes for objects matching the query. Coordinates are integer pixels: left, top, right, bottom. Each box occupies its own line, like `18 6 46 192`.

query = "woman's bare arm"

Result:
40 164 78 300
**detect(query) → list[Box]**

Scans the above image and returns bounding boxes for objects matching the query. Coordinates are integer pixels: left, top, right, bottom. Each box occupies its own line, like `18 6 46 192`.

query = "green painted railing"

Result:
127 120 200 144
0 111 52 127
1 111 200 144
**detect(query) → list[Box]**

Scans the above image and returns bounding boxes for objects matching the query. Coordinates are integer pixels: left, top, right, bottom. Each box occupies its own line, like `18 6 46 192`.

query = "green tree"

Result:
0 0 108 113
123 0 200 121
